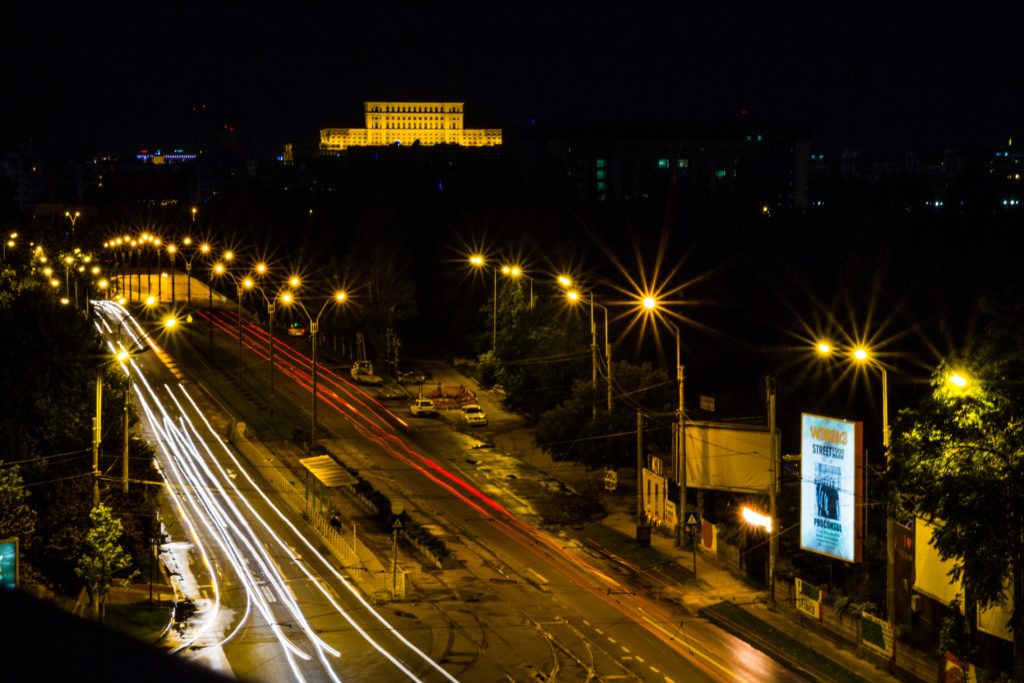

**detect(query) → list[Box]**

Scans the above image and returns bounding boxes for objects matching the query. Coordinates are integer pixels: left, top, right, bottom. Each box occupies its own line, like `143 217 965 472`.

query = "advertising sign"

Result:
861 611 894 658
795 578 823 619
0 538 18 590
800 414 863 562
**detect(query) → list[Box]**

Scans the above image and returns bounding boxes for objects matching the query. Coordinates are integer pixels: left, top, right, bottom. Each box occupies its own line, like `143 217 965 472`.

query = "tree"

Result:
340 210 417 353
0 465 36 547
75 503 134 620
890 300 1024 678
535 360 674 469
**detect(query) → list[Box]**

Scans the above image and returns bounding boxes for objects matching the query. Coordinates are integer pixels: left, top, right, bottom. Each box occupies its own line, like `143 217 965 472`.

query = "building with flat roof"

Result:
318 102 502 154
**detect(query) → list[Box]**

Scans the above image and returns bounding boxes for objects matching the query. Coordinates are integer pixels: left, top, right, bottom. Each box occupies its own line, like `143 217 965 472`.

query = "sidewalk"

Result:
421 358 906 683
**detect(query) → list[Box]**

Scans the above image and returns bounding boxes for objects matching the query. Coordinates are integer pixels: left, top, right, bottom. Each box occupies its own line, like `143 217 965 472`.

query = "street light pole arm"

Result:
881 367 889 449
593 299 612 412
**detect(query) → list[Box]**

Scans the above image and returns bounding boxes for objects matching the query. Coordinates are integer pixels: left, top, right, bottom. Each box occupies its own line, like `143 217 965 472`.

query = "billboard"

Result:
914 516 963 605
800 414 863 562
0 538 18 590
683 421 773 493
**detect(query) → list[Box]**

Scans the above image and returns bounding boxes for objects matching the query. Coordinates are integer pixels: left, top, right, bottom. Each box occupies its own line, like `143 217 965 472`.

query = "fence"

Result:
230 422 402 599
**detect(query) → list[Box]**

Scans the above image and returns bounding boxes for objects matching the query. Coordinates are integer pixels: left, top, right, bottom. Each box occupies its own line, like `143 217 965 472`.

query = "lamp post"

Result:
240 265 289 416
644 296 687 548
114 315 176 496
469 255 531 353
181 237 195 306
236 275 254 382
154 238 163 302
3 232 16 261
816 341 893 622
281 290 348 451
565 286 613 416
166 243 177 302
669 319 686 548
63 255 74 299
65 210 81 239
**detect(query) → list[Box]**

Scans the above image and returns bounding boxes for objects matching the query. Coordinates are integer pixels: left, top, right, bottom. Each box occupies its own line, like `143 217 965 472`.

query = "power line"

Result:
0 448 91 468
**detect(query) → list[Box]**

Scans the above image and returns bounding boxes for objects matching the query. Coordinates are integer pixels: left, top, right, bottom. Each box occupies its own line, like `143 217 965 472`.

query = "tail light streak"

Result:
95 302 453 682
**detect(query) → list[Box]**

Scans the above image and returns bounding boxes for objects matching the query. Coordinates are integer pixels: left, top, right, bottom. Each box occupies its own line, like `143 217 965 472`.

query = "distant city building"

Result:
316 102 502 155
135 148 199 165
511 121 810 211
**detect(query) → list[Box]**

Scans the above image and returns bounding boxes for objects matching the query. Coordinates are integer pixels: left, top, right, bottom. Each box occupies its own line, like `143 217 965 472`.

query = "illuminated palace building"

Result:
318 102 502 153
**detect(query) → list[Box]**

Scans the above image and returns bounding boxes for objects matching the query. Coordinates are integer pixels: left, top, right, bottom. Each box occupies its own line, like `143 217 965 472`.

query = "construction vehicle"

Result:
350 332 384 385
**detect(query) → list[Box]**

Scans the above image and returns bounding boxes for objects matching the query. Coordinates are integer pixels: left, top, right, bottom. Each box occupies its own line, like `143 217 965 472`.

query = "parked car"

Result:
396 362 431 385
461 403 488 426
409 398 437 417
397 369 428 385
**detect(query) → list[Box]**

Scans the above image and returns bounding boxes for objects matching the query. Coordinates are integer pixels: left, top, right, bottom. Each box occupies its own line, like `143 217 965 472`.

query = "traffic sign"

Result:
683 511 701 528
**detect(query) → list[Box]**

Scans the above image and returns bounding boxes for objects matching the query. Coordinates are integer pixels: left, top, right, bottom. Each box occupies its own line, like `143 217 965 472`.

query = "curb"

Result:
700 601 871 683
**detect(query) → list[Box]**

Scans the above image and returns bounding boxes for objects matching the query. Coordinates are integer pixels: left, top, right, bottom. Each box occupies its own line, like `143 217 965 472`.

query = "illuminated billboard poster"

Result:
0 538 17 590
800 414 863 562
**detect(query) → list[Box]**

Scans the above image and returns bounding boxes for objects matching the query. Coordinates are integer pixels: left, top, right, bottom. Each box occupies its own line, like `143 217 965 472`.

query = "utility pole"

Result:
636 411 650 546
392 517 403 598
123 371 131 494
767 376 778 604
590 295 597 421
93 373 102 507
676 362 686 548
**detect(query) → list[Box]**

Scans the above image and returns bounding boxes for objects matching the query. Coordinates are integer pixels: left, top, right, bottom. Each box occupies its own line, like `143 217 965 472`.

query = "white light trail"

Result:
96 301 451 682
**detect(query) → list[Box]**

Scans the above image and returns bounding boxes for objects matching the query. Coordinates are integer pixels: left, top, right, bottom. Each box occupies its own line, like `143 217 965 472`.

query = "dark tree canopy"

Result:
890 294 1024 677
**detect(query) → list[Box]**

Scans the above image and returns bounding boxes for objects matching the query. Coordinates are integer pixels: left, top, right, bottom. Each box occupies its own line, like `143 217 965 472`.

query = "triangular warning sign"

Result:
684 512 700 526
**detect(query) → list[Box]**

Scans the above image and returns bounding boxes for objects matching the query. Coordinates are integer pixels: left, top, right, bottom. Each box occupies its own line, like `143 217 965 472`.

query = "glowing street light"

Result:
815 339 894 622
643 296 687 549
111 314 178 497
565 287 613 415
240 267 295 416
741 506 773 533
469 254 533 351
281 290 348 450
166 243 178 302
65 210 81 238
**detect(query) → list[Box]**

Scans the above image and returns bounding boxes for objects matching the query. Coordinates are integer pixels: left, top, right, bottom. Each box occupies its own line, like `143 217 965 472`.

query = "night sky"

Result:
5 2 1023 157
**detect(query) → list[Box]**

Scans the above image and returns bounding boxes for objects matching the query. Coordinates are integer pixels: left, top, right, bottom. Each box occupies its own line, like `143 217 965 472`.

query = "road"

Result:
175 303 808 682
94 300 458 682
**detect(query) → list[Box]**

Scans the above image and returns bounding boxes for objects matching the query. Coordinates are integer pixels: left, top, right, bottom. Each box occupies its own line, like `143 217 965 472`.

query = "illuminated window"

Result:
658 159 670 168
596 170 606 179
596 182 607 191
715 169 727 179
677 159 688 168
596 159 607 168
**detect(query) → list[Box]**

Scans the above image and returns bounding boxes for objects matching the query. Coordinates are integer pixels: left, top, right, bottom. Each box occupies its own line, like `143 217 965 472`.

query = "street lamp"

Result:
645 296 688 548
3 232 16 261
239 264 290 416
111 314 177 497
503 264 533 310
65 210 81 239
280 289 348 450
236 274 255 380
469 255 532 352
816 340 893 622
166 243 177 302
181 237 196 305
564 284 613 416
